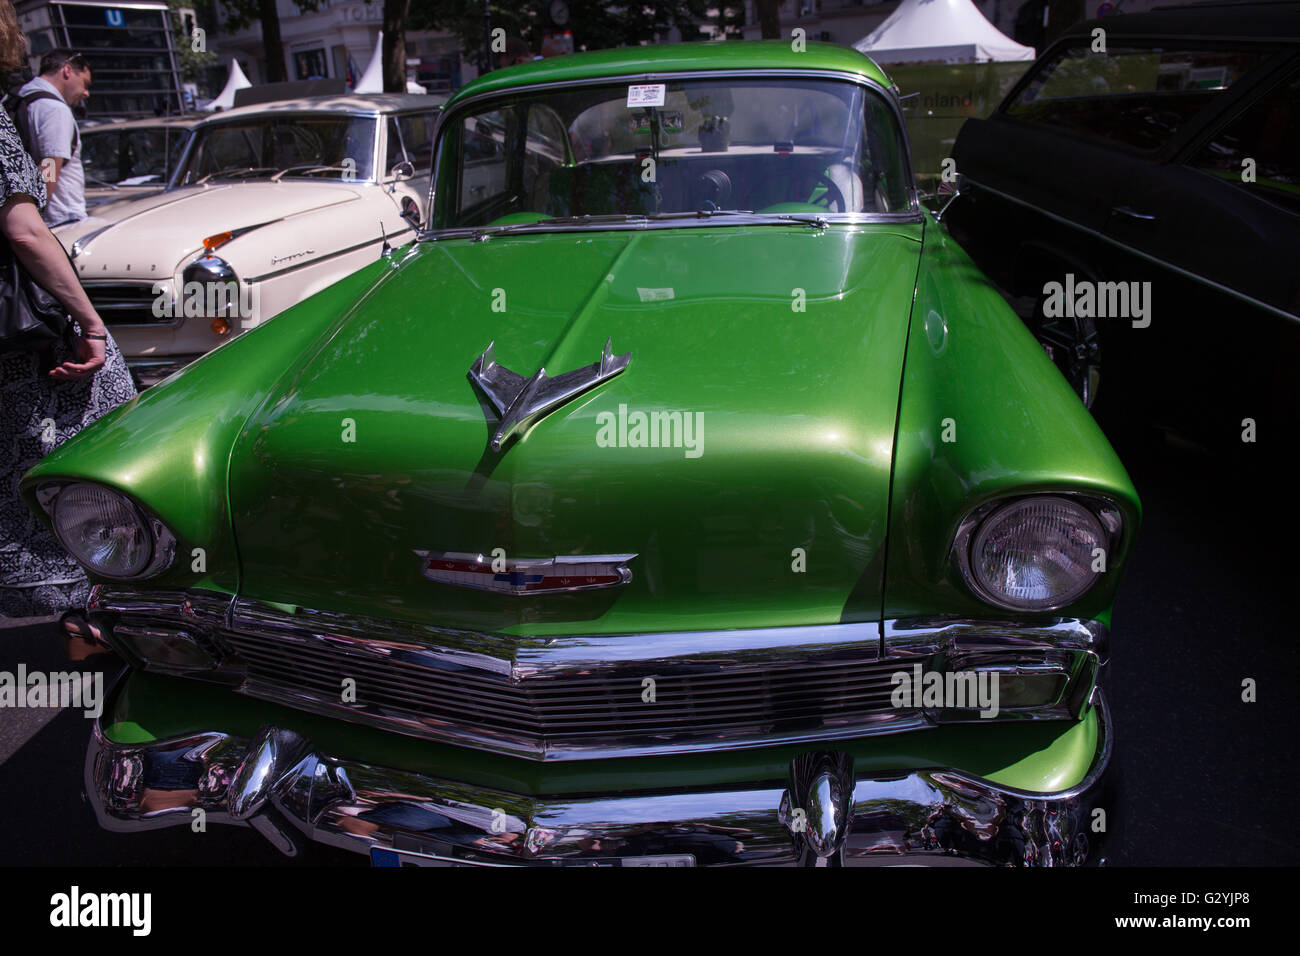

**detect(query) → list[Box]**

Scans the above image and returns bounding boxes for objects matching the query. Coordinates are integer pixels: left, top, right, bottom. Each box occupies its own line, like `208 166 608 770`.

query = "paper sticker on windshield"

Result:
627 84 666 108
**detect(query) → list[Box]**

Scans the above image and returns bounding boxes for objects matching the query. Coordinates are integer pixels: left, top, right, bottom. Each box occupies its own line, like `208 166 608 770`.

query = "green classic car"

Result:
22 41 1139 867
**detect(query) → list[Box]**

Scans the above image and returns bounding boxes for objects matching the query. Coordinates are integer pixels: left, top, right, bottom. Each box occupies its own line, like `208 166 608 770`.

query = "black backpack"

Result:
2 88 79 159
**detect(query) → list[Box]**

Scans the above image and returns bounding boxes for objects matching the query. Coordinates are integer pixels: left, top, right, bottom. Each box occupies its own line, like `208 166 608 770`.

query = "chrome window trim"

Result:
425 68 923 234
965 175 1300 326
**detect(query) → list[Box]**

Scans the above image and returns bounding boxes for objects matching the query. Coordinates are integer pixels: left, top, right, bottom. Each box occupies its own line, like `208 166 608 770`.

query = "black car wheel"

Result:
1031 304 1102 409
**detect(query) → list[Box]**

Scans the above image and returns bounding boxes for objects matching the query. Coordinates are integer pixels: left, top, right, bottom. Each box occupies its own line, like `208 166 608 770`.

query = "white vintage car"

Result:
55 93 444 386
80 115 199 211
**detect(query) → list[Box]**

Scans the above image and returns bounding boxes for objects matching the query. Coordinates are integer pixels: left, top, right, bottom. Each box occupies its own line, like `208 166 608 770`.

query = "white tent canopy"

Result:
853 0 1035 64
355 31 427 94
201 58 252 111
354 32 384 93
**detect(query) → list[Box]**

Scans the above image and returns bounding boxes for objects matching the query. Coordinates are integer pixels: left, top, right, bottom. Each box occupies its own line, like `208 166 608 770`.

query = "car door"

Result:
1101 46 1299 319
1095 49 1300 438
958 40 1127 236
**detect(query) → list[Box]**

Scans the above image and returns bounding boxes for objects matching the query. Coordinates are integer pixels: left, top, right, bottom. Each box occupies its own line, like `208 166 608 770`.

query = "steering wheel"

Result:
808 172 847 212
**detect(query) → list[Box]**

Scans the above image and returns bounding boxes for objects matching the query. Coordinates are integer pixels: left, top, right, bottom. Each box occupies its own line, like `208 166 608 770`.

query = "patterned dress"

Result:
0 106 137 617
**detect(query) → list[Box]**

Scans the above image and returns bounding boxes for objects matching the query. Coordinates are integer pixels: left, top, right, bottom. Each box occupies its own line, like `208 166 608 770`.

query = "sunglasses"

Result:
62 52 89 70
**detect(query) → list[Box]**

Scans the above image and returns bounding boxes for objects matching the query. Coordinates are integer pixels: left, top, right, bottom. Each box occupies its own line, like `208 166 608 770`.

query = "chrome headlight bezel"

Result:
182 253 236 286
952 493 1123 612
36 482 177 581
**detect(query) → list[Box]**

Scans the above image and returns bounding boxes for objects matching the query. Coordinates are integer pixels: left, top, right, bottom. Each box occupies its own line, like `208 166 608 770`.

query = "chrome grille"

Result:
90 587 1102 762
83 283 172 326
220 627 918 749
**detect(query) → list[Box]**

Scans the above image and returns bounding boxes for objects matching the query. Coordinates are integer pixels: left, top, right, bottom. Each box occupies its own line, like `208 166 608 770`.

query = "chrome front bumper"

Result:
125 354 204 389
86 688 1114 867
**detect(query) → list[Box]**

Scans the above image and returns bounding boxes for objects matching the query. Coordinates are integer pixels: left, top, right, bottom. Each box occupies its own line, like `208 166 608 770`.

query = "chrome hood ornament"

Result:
414 550 637 595
469 338 630 452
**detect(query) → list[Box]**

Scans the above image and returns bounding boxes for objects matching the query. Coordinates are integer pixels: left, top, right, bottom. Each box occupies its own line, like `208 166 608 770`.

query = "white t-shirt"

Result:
16 76 85 226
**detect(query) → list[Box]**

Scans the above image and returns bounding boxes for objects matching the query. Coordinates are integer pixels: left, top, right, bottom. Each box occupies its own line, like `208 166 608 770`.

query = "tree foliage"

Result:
166 0 217 85
408 0 723 69
218 0 324 83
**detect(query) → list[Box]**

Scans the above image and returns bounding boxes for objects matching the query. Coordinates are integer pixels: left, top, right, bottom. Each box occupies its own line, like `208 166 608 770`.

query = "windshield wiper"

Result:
646 209 829 227
196 166 280 185
84 174 120 189
270 164 352 181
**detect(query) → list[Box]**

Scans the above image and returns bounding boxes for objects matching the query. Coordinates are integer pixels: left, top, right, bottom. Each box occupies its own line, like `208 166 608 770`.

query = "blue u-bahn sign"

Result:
105 8 124 26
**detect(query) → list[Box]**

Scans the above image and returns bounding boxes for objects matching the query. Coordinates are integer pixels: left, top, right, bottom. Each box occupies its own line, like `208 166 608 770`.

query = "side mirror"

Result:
389 160 415 182
933 172 965 223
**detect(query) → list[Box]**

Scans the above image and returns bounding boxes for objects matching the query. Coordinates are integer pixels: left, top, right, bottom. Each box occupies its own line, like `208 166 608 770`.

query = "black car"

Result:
947 2 1299 451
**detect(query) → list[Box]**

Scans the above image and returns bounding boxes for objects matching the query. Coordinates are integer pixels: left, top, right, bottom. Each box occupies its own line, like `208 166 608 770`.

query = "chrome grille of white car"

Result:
82 283 172 326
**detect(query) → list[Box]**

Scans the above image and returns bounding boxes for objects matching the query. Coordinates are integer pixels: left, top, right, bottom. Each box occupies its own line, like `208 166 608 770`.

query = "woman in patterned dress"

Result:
0 1 137 618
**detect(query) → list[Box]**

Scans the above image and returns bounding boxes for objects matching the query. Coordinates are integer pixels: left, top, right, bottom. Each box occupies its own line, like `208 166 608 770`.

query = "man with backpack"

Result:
9 49 91 227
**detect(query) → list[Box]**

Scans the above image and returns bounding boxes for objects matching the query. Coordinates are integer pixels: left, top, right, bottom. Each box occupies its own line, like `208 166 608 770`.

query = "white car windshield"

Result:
432 76 913 228
176 115 376 184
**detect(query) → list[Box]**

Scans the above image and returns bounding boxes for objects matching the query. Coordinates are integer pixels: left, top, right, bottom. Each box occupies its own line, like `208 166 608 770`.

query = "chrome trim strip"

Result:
414 549 636 594
883 615 1105 653
84 684 1113 866
965 175 1300 325
241 227 415 282
420 214 923 244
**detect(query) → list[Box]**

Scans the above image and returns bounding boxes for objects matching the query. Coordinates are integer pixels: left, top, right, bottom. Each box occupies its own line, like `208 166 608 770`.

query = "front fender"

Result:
19 254 403 594
884 216 1141 623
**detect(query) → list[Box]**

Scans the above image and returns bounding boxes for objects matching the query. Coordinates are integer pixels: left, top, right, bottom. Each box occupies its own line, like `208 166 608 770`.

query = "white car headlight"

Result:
50 483 159 579
959 496 1110 611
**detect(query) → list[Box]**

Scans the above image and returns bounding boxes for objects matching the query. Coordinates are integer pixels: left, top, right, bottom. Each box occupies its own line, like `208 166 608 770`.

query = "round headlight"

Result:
967 496 1105 610
52 483 152 579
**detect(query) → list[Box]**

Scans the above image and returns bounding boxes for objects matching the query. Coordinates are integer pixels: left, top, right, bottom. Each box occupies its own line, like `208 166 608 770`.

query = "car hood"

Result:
56 182 365 277
228 223 924 636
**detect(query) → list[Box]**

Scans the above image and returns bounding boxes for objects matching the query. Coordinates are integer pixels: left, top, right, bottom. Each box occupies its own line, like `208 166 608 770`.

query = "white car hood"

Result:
57 181 367 277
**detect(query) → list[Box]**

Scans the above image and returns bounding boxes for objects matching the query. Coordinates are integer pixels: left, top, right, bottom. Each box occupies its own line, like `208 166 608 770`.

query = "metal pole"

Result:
482 0 492 73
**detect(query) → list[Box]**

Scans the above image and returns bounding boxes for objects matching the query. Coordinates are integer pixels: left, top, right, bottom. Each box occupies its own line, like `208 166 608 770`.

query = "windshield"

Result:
175 114 376 185
431 76 913 229
82 125 192 187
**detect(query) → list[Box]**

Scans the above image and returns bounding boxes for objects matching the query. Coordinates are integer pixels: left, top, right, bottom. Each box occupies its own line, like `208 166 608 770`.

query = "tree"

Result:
409 0 714 71
219 0 323 83
382 0 412 92
167 0 217 87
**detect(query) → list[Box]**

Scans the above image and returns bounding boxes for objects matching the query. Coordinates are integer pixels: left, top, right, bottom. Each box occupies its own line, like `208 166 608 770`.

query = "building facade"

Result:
209 0 468 94
16 0 187 116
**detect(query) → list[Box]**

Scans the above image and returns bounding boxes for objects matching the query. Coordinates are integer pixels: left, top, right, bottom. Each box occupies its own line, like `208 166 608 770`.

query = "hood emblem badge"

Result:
414 551 637 595
469 338 630 452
